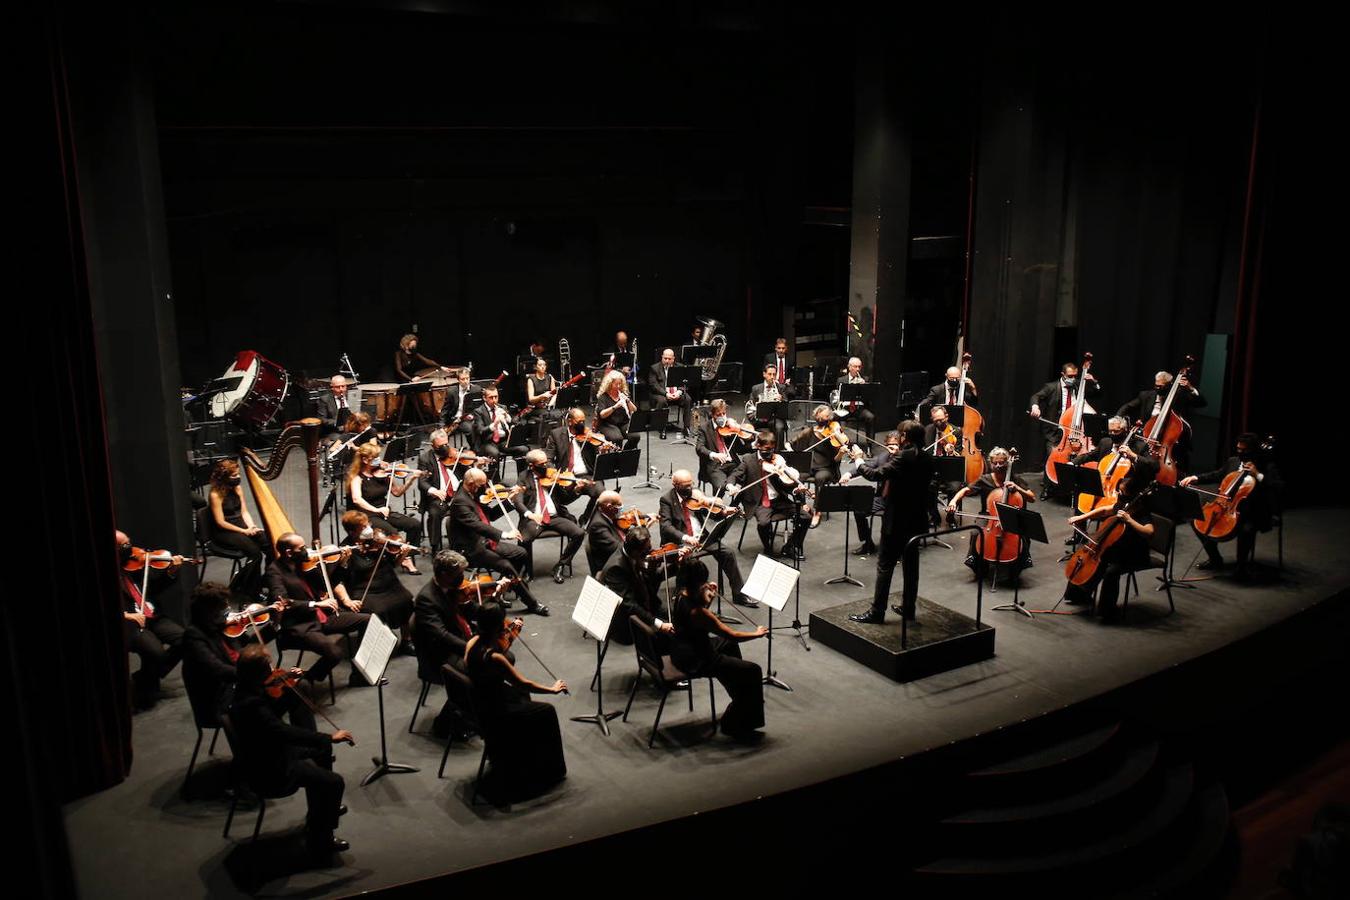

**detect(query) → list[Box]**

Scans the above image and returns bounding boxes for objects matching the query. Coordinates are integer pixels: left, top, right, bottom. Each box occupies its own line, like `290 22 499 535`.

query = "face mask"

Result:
947 379 959 388
572 422 586 434
676 485 692 497
434 444 450 459
228 477 242 487
713 416 726 426
759 449 774 460
360 526 375 540
118 543 133 564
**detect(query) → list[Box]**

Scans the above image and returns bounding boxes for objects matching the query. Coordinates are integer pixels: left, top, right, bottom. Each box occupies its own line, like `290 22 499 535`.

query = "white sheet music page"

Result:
741 554 798 612
573 576 622 641
353 612 398 684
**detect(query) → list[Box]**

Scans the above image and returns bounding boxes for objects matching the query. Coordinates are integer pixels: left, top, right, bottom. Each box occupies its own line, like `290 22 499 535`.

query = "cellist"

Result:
1181 433 1281 580
1062 459 1158 622
1029 361 1102 500
947 447 1036 578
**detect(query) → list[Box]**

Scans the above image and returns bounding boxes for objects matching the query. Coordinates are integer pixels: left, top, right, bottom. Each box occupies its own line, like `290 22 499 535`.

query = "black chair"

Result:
194 506 244 587
436 664 486 799
408 640 453 734
736 514 787 553
622 616 716 748
219 714 301 841
180 666 225 799
1120 514 1177 618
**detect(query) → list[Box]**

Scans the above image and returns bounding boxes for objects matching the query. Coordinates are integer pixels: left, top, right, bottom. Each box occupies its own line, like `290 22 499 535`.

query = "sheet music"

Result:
573 576 622 641
741 554 799 612
352 613 398 684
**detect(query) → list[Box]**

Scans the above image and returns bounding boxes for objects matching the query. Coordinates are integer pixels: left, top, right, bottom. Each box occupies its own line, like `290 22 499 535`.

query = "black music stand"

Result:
393 381 434 430
679 344 705 366
1080 413 1111 444
929 456 967 549
629 408 668 490
666 364 702 445
383 433 417 463
754 400 789 444
555 384 585 412
594 447 641 491
897 371 929 417
1057 463 1105 559
817 483 874 587
989 503 1048 617
710 361 743 397
506 422 535 450
1151 483 1204 589
836 383 881 434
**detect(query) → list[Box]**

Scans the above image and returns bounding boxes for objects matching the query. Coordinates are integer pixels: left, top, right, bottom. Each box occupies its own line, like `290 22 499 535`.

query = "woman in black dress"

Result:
207 459 270 598
947 446 1037 579
523 356 557 422
465 603 567 800
671 582 768 741
339 510 416 649
346 441 422 571
1063 459 1158 622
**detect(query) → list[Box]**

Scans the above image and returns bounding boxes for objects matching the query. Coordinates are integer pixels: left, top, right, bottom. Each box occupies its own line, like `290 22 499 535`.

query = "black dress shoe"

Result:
890 604 915 620
1196 557 1224 571
338 804 348 817
551 564 566 584
732 596 760 609
528 604 551 617
854 542 877 556
849 611 884 624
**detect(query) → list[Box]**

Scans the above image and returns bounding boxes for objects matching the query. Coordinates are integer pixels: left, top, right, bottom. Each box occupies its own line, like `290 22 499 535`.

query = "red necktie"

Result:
491 408 501 441
297 573 327 623
538 480 550 524
682 502 694 534
761 464 772 507
777 357 785 384
715 432 726 454
124 576 154 617
475 503 498 550
222 638 239 663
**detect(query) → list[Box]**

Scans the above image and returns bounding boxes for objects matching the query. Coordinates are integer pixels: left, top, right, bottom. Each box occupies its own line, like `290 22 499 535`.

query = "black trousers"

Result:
424 499 450 552
870 528 922 618
702 464 735 496
367 510 422 548
651 393 692 432
752 498 809 555
281 753 345 846
480 443 529 484
285 610 371 682
1065 562 1131 618
519 514 585 568
1200 525 1258 571
127 616 185 700
682 639 763 734
466 542 543 610
596 422 629 445
848 408 876 437
212 529 270 597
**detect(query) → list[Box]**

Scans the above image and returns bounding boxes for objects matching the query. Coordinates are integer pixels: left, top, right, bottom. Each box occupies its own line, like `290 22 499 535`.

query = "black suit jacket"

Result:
586 514 624 576
471 403 513 453
313 393 352 432
1192 456 1282 530
1116 386 1206 422
228 688 332 792
441 385 477 425
416 449 458 510
921 380 978 413
600 549 661 638
693 418 738 477
546 424 597 474
763 352 794 380
923 422 964 457
1030 377 1102 421
181 625 238 720
790 425 843 472
265 562 328 628
855 446 934 542
659 489 708 546
727 451 800 509
448 485 504 555
413 579 470 676
647 363 678 396
511 469 578 520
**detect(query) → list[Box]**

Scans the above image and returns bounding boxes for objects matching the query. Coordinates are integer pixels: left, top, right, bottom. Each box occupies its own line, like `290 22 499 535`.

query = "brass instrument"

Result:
558 337 571 381
745 380 781 420
695 317 727 382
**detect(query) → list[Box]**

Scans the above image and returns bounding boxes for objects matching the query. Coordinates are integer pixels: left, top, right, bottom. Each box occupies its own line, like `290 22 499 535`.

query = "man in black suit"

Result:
726 430 811 560
545 407 605 519
513 450 586 584
1030 361 1103 497
413 550 478 738
417 429 461 554
661 469 754 608
117 530 185 710
694 398 745 494
448 468 549 615
1117 370 1206 472
763 337 793 387
313 375 354 434
472 385 528 475
265 533 372 685
919 365 979 417
1181 433 1281 579
839 432 897 556
835 356 877 437
441 369 477 439
648 347 693 438
747 364 792 444
849 420 935 624
586 490 626 576
230 643 353 863
600 525 674 646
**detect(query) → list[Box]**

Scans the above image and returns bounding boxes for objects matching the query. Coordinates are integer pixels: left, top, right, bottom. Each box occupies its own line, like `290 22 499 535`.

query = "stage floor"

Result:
64 431 1350 898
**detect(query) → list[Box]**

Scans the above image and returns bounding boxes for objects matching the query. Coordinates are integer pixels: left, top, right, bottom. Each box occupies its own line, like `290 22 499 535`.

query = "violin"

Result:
1064 482 1158 586
1045 352 1096 485
479 483 525 505
437 446 482 468
223 600 290 639
374 461 428 479
981 450 1026 564
358 531 419 555
1141 356 1196 487
716 418 756 441
122 547 203 572
539 468 594 490
616 507 660 530
458 573 521 601
1190 436 1275 542
298 544 348 572
812 420 864 462
574 428 618 450
931 423 960 457
262 666 304 700
683 492 744 518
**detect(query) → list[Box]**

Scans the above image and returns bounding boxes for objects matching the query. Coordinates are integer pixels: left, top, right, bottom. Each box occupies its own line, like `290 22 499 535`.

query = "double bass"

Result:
1045 353 1095 485
1141 356 1195 487
955 352 985 484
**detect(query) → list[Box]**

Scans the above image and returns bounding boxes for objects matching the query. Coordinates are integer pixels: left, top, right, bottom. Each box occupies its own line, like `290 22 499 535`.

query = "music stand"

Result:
394 381 434 430
929 456 967 550
383 433 417 463
817 483 873 587
836 383 880 426
755 400 789 443
353 615 418 786
897 371 929 417
1151 483 1204 589
679 344 706 366
594 447 641 492
741 554 801 692
506 422 535 450
666 364 702 444
1079 413 1111 444
990 504 1048 618
629 408 668 490
1056 463 1105 559
555 384 585 412
571 577 623 736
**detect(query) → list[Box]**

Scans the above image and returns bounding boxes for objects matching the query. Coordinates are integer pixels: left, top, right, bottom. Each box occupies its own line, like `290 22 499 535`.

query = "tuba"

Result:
695 317 727 381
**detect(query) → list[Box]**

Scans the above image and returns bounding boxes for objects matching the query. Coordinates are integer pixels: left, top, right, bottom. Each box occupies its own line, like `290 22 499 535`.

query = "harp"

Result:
238 417 323 556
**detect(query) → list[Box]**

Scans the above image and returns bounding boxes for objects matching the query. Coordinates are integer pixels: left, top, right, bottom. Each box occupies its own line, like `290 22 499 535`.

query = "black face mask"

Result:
759 449 775 460
676 485 693 497
1109 430 1125 440
947 379 959 389
118 543 133 564
434 444 450 459
228 477 242 487
571 422 587 434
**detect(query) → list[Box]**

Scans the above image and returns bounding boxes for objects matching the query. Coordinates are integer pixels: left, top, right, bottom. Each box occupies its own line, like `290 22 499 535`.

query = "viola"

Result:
122 547 203 572
574 428 618 450
683 493 744 517
955 351 986 483
1045 352 1096 485
458 573 521 601
981 450 1025 564
1141 355 1196 487
716 418 756 441
223 600 290 639
931 423 960 457
299 544 348 572
358 531 419 555
1064 482 1158 586
1077 425 1139 514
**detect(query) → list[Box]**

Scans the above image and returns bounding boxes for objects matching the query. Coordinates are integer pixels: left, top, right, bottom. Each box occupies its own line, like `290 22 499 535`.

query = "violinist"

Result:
413 550 479 740
924 405 965 528
523 356 558 420
660 469 754 608
266 533 372 686
1030 361 1102 499
181 581 282 720
838 357 877 437
1181 433 1281 580
921 365 979 413
229 643 353 864
512 450 586 584
473 386 528 469
595 370 637 444
747 364 791 443
648 348 693 438
448 468 549 616
464 602 568 800
726 430 811 561
671 582 768 742
947 447 1036 577
585 490 626 576
346 441 422 569
695 398 748 494
418 429 459 555
339 511 416 650
1118 370 1206 471
117 529 185 710
600 525 674 645
207 459 269 599
849 421 934 625
839 432 900 556
545 407 606 514
1063 459 1158 621
795 405 865 486
441 368 477 437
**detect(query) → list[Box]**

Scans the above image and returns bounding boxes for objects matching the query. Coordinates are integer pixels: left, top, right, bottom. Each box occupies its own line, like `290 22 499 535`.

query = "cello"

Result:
1190 436 1274 542
1076 424 1140 514
981 449 1027 566
1141 356 1195 487
1064 481 1158 586
955 352 985 484
1045 353 1095 485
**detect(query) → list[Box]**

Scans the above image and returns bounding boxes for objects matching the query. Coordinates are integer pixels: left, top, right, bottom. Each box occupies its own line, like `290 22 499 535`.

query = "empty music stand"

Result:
594 446 641 492
817 483 873 587
990 503 1048 618
897 371 929 417
755 400 788 444
555 384 584 412
629 408 668 490
836 382 880 433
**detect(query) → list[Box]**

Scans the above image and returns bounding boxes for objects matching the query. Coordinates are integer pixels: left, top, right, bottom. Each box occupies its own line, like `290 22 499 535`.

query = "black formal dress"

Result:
121 570 184 707
338 537 414 630
726 451 810 557
658 489 746 603
961 473 1034 577
647 362 693 433
447 484 544 611
210 489 269 597
671 594 764 736
693 418 742 494
265 561 371 682
523 373 555 421
349 472 423 548
466 639 566 800
855 446 934 619
593 392 634 445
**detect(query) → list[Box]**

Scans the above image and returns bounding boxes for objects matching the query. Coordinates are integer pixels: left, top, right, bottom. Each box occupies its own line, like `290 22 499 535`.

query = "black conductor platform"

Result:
810 596 995 682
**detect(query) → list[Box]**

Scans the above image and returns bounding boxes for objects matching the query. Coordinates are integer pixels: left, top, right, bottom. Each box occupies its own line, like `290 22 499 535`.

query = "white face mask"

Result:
360 526 375 540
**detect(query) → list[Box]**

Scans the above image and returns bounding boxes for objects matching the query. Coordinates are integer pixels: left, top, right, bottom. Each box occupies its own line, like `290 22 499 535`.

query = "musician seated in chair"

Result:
441 368 477 439
726 431 811 561
661 469 755 608
118 529 185 710
523 356 558 423
266 533 373 686
747 364 792 446
314 375 354 434
594 370 637 445
600 525 674 646
1063 459 1158 622
585 490 626 577
647 348 693 438
207 459 270 600
472 386 529 473
695 399 746 495
923 405 965 528
512 450 586 584
448 468 550 616
1181 433 1281 581
836 357 876 437
946 447 1036 579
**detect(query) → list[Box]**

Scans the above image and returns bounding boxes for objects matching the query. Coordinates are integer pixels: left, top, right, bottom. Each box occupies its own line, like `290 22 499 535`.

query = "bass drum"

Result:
207 351 290 429
358 383 401 422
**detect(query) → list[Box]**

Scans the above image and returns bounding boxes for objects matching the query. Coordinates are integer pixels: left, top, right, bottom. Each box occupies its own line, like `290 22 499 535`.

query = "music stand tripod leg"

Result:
361 677 420 786
572 639 621 735
762 607 793 692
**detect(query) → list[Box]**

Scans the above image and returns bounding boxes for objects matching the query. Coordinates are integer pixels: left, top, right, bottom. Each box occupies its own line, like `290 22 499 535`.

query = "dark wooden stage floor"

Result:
63 430 1350 898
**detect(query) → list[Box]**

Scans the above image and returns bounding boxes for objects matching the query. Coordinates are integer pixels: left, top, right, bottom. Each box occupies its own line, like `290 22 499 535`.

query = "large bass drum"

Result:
207 351 290 429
